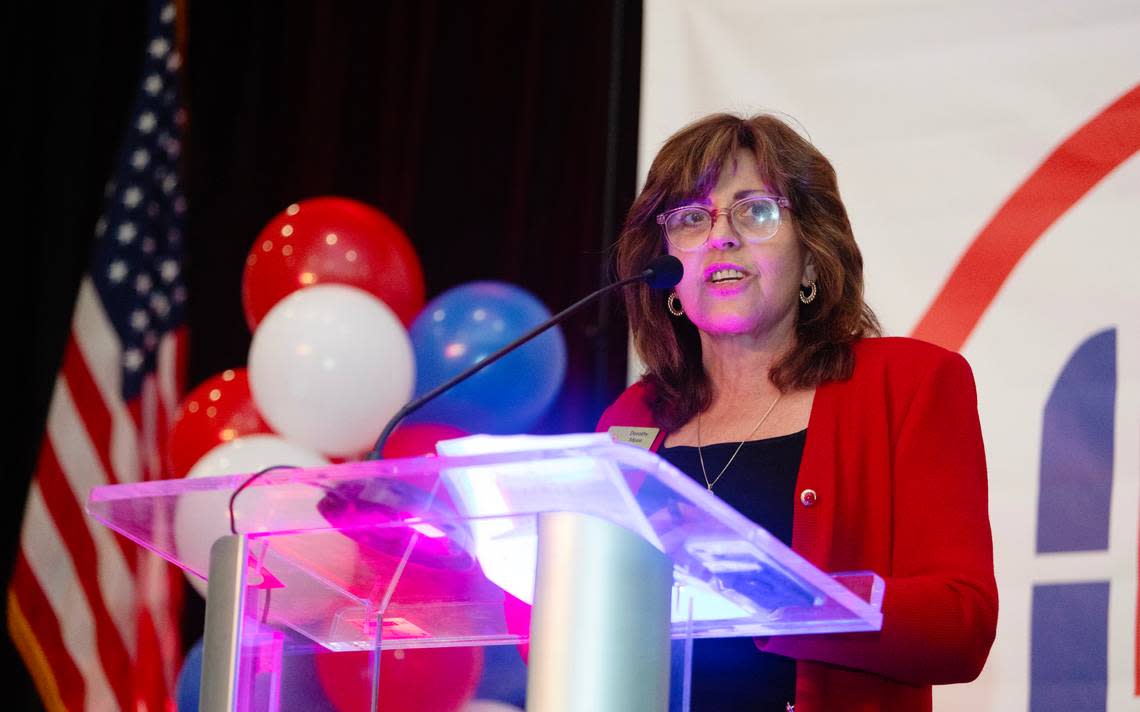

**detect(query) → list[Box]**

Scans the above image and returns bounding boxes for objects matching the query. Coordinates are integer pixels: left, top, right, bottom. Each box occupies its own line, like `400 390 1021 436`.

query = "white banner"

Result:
640 1 1140 708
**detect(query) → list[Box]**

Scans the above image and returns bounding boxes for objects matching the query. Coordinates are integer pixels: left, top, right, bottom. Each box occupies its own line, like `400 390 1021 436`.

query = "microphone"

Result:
642 253 683 290
365 255 683 460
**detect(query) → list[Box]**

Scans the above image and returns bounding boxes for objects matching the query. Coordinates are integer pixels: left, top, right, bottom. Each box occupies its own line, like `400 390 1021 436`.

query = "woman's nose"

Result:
707 212 740 250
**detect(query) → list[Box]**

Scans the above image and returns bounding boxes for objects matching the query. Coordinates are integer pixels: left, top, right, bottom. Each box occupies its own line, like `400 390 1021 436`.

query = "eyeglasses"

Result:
656 195 791 252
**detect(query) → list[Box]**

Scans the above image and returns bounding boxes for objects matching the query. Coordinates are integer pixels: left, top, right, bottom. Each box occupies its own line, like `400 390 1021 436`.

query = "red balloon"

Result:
314 646 483 712
381 423 469 459
167 368 272 477
242 197 425 330
313 421 483 710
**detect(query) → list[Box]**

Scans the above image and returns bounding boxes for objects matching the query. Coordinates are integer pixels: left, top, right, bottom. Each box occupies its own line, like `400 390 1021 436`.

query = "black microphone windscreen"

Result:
643 255 683 289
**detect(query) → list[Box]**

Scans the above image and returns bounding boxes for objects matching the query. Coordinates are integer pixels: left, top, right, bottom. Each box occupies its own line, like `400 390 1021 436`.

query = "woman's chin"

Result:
692 314 763 336
691 306 798 343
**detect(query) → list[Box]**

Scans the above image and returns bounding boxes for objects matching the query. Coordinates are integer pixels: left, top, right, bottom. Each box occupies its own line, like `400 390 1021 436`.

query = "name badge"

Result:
607 426 660 450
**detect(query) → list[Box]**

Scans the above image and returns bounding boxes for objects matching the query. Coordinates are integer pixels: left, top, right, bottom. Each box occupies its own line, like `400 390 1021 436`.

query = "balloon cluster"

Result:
169 196 569 581
167 197 558 712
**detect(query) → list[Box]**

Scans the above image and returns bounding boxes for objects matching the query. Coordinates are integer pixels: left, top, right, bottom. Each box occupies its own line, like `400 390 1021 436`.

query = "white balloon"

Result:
248 284 415 457
173 434 330 598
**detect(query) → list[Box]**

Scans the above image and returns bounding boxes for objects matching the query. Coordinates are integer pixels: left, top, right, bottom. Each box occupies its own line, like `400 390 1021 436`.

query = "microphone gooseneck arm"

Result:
365 256 682 460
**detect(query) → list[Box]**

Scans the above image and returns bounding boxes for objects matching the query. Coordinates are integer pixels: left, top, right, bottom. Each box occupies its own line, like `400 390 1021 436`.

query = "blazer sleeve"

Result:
759 351 999 685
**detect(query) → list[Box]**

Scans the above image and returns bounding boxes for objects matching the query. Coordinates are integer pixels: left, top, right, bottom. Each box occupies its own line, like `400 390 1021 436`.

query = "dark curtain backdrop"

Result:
183 1 642 417
8 0 642 706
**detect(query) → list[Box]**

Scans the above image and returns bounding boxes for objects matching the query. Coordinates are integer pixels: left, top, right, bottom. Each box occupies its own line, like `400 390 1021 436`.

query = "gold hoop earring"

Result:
667 291 684 317
799 280 817 304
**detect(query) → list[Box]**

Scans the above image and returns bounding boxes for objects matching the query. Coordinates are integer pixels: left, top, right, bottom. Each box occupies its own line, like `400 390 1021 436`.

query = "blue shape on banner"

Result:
1029 582 1109 711
409 281 567 434
1036 328 1116 553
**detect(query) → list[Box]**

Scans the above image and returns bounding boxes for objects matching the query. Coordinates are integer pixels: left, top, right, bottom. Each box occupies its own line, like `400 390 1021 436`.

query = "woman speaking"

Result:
598 113 998 710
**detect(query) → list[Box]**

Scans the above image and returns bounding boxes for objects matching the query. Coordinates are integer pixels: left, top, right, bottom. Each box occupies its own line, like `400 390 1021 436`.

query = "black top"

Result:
659 429 806 711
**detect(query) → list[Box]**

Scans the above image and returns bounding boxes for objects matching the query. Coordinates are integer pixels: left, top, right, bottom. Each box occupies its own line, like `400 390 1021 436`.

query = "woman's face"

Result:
666 149 815 343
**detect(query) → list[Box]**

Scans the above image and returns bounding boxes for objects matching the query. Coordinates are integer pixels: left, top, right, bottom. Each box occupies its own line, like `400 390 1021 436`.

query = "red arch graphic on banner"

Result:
909 83 1140 352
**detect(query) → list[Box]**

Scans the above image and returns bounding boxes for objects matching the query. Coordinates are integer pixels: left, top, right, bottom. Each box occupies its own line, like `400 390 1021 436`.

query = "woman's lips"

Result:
696 263 753 296
703 263 750 282
704 272 753 294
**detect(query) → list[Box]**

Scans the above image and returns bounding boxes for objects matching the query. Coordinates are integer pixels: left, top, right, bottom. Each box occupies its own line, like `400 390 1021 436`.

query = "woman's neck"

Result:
663 326 812 447
699 326 794 401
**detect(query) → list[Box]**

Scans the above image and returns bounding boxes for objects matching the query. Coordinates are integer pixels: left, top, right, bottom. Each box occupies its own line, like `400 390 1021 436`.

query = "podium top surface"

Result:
88 433 882 650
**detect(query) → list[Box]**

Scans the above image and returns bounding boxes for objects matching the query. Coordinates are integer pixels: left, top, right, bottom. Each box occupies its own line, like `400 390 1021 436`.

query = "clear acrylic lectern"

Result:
87 433 883 712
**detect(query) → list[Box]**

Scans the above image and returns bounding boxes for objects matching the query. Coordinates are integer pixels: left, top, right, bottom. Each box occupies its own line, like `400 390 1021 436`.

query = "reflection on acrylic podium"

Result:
87 433 883 712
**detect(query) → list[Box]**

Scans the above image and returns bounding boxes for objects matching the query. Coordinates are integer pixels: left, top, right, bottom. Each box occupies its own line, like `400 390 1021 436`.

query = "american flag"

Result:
8 1 188 709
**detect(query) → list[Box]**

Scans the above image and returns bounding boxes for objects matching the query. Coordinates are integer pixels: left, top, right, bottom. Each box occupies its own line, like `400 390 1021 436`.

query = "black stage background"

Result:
8 1 643 707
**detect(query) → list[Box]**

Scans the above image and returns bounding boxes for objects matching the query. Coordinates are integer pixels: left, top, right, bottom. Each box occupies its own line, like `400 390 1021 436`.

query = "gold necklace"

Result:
697 392 783 491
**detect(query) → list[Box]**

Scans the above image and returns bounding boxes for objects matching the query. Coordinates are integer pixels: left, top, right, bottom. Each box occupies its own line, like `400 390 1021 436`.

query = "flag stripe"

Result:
33 444 135 711
73 279 144 486
47 377 140 578
9 562 82 712
132 605 168 710
136 375 180 702
60 339 120 485
145 561 181 696
153 333 187 688
142 377 161 478
21 486 119 712
81 339 180 712
158 331 183 426
44 380 140 651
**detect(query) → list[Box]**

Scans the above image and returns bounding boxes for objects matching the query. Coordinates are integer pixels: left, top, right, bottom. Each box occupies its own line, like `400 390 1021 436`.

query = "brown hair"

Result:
614 113 881 430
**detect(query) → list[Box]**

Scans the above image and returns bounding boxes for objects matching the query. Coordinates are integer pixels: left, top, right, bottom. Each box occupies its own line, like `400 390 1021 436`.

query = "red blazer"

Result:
596 337 998 711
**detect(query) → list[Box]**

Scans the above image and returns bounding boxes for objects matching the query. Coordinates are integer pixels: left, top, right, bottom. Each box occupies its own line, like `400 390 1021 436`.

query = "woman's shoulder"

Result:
822 337 979 424
596 379 658 431
853 336 968 370
853 335 959 360
844 336 973 390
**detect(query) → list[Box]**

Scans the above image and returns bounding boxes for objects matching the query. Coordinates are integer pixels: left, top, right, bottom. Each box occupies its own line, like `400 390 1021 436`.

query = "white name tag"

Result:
607 426 660 450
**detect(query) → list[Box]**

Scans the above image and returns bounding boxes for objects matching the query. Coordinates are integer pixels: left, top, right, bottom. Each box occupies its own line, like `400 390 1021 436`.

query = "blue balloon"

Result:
176 635 335 711
175 639 204 712
409 281 567 434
